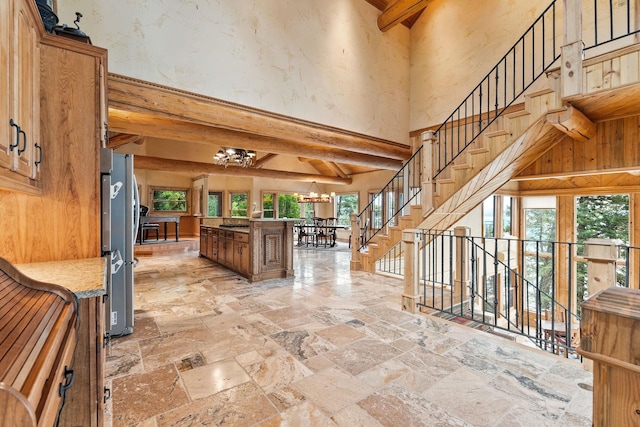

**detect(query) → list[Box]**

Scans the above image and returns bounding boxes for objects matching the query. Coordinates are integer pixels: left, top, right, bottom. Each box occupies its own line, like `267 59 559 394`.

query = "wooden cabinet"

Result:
579 287 640 427
209 228 218 260
233 232 250 276
59 296 107 427
0 0 41 193
199 225 208 257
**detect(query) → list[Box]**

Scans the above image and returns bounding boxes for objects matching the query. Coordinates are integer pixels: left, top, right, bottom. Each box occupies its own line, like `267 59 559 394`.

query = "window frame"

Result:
207 191 223 217
334 192 359 227
148 186 190 215
230 192 249 218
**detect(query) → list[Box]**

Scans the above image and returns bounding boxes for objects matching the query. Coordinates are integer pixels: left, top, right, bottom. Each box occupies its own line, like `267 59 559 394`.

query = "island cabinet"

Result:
200 220 294 282
579 287 640 427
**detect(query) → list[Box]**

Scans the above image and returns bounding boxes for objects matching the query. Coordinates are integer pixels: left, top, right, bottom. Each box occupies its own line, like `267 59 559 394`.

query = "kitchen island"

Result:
200 218 294 282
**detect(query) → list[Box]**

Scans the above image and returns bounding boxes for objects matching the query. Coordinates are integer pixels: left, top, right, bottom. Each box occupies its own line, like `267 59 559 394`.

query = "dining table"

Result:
295 223 349 247
139 215 180 244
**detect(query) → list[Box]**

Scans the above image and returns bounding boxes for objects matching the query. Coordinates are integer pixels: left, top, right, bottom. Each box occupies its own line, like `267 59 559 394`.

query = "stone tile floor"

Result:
105 248 592 426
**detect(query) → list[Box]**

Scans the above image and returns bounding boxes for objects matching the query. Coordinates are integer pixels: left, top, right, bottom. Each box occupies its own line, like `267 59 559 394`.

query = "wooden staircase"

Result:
357 78 572 272
353 34 640 273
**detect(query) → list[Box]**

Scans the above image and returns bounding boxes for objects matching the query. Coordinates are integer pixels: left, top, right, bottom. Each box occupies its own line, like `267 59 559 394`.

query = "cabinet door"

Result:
199 226 208 257
14 0 39 178
0 0 12 170
234 241 250 276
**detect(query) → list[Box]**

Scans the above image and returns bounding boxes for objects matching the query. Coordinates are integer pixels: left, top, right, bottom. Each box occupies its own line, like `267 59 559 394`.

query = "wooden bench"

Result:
0 258 79 427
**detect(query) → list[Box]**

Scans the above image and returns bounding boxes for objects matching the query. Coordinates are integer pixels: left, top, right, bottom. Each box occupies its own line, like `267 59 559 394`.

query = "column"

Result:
583 238 621 297
421 131 436 214
402 229 421 313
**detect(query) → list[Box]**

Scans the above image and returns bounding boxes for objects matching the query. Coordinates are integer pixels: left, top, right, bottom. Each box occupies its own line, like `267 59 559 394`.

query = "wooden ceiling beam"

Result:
108 74 411 161
254 153 278 169
135 155 352 184
377 0 432 32
108 109 403 170
107 133 143 149
325 162 348 179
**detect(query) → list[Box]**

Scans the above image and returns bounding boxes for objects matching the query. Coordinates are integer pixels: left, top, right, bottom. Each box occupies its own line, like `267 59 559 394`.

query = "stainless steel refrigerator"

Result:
100 148 139 337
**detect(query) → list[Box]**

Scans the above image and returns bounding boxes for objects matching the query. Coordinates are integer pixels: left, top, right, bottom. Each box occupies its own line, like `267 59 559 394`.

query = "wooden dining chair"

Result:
313 217 329 247
139 205 160 242
325 217 338 246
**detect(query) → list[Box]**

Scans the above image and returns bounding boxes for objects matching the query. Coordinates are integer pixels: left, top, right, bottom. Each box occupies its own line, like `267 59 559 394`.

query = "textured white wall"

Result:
56 0 411 143
409 0 553 130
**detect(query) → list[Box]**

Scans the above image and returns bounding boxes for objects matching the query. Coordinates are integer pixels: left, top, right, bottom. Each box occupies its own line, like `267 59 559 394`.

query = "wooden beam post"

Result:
562 0 584 99
421 131 436 214
454 226 471 309
546 105 595 142
350 213 361 271
402 229 421 313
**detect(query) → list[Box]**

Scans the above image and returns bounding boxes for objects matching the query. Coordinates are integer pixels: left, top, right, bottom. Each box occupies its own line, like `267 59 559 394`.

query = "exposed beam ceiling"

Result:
107 74 411 181
135 155 352 185
377 0 433 32
364 0 426 30
108 109 404 170
107 133 143 149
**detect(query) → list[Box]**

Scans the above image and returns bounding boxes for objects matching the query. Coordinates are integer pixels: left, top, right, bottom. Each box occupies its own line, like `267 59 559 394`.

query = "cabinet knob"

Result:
9 119 20 151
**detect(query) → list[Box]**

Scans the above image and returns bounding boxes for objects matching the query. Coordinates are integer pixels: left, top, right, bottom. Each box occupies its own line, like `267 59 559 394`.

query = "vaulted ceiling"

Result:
107 1 432 184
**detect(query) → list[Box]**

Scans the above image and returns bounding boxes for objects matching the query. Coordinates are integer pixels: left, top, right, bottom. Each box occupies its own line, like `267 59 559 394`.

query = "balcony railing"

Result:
378 229 640 357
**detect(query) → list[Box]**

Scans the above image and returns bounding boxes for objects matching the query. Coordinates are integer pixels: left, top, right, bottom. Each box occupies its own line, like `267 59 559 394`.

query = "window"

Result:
278 194 301 219
503 196 512 235
334 193 358 226
523 208 556 310
483 196 496 237
370 192 383 229
262 193 275 218
208 191 222 217
575 194 629 303
301 202 314 220
230 192 248 217
150 187 189 213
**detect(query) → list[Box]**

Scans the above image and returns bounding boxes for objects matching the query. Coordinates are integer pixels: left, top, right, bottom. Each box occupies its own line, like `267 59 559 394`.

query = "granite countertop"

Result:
15 257 107 299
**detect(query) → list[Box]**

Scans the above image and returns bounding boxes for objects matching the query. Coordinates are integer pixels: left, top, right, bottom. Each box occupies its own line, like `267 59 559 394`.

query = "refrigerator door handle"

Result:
133 174 140 245
111 250 124 275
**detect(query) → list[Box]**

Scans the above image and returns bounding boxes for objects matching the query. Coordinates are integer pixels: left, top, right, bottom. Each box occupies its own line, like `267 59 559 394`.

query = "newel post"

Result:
402 229 421 313
421 131 436 214
562 0 584 99
583 238 621 298
454 226 471 304
350 213 361 271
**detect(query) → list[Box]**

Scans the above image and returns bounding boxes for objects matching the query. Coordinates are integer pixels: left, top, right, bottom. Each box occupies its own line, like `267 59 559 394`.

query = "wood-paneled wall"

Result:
518 115 640 178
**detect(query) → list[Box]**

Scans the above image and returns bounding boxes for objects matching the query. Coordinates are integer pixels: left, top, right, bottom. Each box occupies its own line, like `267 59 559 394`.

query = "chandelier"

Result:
214 148 256 167
294 181 335 203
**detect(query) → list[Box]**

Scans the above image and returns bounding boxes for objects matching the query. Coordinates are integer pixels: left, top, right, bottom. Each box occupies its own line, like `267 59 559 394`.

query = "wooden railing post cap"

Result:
402 229 421 242
421 130 437 142
454 226 470 237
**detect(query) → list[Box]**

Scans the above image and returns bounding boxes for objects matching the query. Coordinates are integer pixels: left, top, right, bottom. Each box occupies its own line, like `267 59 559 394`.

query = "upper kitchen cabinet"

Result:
0 0 41 194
